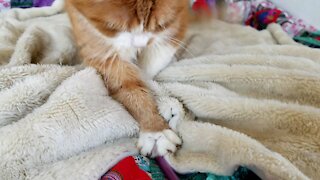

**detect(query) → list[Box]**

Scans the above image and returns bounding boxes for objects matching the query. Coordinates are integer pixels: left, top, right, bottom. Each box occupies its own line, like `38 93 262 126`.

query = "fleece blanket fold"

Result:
0 2 319 180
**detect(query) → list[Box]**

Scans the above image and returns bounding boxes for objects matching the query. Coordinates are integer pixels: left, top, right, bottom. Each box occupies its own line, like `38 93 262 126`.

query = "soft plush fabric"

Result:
0 1 319 180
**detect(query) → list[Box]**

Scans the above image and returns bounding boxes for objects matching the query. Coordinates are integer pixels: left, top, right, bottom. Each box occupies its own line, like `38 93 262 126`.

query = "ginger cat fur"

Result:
65 0 189 157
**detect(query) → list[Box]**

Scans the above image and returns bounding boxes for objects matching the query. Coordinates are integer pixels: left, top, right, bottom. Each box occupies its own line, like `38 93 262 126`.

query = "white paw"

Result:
158 98 183 131
137 129 182 158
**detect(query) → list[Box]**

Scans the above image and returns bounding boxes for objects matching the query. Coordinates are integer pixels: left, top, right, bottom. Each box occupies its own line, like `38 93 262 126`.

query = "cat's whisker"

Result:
161 25 198 60
169 37 189 47
167 37 191 50
167 38 196 59
169 37 213 63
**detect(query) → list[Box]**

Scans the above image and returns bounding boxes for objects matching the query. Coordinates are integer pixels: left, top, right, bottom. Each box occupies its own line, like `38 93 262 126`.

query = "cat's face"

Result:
68 0 189 49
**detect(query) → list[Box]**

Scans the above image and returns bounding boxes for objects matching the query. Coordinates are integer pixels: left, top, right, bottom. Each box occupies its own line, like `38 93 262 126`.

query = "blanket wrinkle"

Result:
174 54 320 73
157 64 320 108
0 66 77 126
166 120 307 180
0 3 319 180
266 23 300 45
161 82 320 139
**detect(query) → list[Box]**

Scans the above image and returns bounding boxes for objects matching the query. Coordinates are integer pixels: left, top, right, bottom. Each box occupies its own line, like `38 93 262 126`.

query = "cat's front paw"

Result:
137 129 182 158
158 97 184 131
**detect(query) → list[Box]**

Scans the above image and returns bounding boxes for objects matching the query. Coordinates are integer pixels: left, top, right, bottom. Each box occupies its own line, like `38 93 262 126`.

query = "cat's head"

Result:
67 0 189 49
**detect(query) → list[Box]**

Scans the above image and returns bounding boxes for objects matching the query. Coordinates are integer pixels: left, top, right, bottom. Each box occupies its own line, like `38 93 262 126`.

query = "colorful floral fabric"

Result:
11 0 33 8
294 30 320 48
222 0 319 48
135 156 166 180
191 0 216 15
179 167 261 180
0 0 10 11
0 0 54 10
101 156 166 180
101 155 260 180
101 156 151 180
225 0 317 37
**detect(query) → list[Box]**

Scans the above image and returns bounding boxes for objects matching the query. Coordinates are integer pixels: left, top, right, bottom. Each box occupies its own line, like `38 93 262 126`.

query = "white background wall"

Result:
269 0 320 29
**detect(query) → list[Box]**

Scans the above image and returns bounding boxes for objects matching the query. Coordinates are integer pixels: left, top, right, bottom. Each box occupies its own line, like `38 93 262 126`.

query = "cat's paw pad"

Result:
137 129 182 157
158 98 183 131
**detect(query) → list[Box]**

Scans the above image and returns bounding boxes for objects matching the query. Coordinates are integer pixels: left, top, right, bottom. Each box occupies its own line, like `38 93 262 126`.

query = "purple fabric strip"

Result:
33 0 54 7
155 157 179 180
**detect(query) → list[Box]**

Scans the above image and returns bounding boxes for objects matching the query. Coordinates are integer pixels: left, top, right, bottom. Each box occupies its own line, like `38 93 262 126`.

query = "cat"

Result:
65 0 189 157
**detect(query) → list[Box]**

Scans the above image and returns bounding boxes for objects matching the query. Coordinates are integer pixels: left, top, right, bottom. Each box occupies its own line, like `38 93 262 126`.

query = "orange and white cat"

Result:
65 0 189 157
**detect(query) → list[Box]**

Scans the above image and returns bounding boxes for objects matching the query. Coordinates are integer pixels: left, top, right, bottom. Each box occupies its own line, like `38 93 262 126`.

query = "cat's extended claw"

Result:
137 129 182 157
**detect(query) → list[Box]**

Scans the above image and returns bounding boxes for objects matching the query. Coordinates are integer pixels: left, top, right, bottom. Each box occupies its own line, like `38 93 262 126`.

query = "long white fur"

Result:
138 41 177 78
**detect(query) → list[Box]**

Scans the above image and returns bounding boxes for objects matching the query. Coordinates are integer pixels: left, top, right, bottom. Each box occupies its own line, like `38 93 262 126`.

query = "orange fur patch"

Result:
65 0 189 132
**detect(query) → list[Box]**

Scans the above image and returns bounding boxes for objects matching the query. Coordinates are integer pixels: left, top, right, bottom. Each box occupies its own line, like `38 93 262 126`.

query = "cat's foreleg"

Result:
88 58 181 157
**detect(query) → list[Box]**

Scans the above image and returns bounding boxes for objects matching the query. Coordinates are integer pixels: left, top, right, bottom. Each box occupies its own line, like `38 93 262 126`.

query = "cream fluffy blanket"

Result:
1 3 320 180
